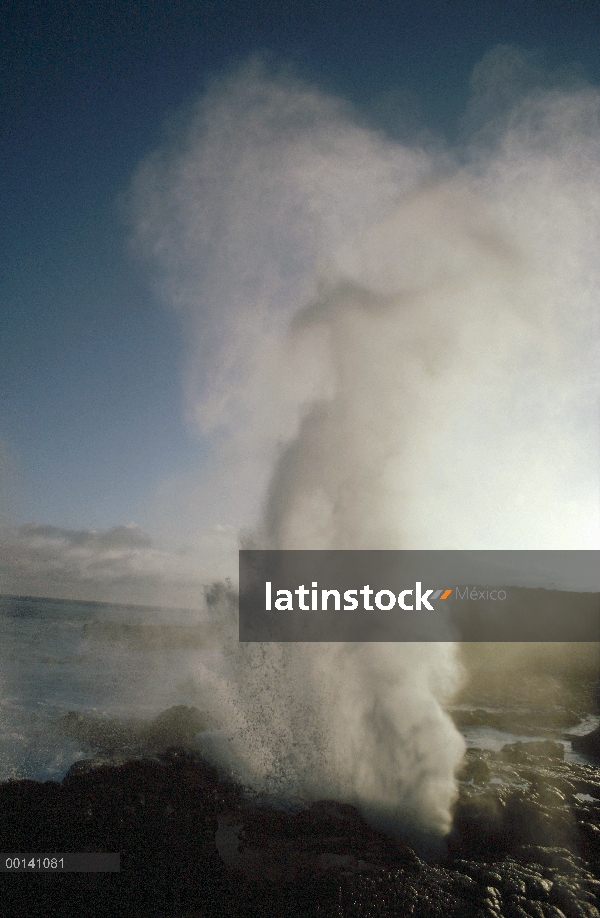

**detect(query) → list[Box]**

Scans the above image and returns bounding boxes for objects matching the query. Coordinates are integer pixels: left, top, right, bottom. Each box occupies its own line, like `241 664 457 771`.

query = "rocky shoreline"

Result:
1 731 599 917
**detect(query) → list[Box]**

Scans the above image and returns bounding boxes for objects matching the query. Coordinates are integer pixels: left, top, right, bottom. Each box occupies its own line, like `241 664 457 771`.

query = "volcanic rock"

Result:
0 744 598 917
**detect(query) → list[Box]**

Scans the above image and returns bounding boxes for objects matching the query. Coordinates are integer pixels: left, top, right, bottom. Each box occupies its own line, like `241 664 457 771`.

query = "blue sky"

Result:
1 0 599 603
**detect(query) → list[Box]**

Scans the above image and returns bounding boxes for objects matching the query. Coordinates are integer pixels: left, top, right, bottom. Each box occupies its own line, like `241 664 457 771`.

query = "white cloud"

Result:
0 522 238 608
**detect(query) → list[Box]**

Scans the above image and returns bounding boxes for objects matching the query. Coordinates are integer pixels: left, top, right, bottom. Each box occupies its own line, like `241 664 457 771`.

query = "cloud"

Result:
0 522 237 607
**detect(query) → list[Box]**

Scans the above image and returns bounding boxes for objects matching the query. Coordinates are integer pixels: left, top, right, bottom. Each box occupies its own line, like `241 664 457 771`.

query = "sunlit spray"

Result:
129 54 599 839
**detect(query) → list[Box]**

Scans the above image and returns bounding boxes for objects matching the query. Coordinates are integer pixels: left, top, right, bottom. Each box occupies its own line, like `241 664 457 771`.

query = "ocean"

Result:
1 594 597 785
0 594 208 782
3 594 599 918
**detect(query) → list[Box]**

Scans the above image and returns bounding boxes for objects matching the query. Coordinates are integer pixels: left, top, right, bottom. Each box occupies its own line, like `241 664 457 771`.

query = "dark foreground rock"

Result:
573 728 600 762
0 747 599 918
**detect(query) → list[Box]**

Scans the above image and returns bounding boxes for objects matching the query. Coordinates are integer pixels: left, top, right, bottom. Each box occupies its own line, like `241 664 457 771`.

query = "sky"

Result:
1 0 599 606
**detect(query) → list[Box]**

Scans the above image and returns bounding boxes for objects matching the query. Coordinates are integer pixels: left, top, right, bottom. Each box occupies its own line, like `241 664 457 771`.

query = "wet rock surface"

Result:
447 741 600 918
51 704 209 757
0 735 598 917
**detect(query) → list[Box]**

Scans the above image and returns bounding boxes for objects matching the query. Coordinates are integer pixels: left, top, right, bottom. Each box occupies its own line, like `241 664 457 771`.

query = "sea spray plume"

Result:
129 59 599 547
200 582 464 838
129 54 600 838
129 62 465 838
128 59 432 533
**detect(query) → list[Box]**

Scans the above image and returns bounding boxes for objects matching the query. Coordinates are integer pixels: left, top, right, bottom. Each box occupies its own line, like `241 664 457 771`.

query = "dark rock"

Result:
459 753 491 784
572 727 600 762
52 704 207 756
0 744 599 917
501 741 565 765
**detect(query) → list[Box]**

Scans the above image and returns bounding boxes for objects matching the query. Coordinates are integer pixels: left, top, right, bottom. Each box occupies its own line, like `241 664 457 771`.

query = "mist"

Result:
129 50 599 838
